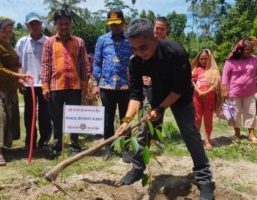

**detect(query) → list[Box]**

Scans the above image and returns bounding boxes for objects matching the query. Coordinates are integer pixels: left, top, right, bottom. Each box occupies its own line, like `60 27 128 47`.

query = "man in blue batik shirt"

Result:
92 8 132 159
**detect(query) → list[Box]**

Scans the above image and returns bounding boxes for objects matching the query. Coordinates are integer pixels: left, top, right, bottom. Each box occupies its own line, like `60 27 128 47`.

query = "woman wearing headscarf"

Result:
222 39 257 143
191 49 221 150
0 17 32 166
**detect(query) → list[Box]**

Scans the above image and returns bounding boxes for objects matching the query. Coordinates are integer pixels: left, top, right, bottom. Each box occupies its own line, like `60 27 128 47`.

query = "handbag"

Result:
217 100 236 123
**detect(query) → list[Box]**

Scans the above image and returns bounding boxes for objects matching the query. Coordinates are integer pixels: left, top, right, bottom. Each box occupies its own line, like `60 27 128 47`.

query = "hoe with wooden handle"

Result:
45 115 149 182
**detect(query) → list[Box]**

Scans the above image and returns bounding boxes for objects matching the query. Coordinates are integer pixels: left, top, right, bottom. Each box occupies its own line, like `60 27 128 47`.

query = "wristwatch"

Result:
155 106 165 114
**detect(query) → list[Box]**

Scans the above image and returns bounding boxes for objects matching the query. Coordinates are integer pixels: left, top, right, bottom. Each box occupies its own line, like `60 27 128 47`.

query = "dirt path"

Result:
1 155 256 200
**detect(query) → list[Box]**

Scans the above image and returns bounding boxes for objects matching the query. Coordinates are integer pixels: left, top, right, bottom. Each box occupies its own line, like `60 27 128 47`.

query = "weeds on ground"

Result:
221 176 255 193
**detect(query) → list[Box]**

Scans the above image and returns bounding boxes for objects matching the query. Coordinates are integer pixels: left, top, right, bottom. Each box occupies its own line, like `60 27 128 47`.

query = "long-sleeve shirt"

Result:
15 34 47 87
93 32 132 90
0 41 20 92
222 55 257 97
129 40 193 108
41 34 88 91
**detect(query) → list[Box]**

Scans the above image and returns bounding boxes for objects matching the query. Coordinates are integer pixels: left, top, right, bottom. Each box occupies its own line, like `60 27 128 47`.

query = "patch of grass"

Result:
59 157 115 179
160 119 257 162
165 144 189 157
221 176 255 193
25 164 46 177
36 194 65 200
207 139 257 162
212 119 230 134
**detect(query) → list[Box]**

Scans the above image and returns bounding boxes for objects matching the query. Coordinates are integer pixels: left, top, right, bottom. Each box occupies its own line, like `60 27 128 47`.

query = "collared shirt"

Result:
41 34 88 91
15 34 47 87
93 32 132 90
129 40 193 108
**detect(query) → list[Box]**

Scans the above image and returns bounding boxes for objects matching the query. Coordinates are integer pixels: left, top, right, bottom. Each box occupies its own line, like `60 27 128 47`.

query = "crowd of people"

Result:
1 7 257 200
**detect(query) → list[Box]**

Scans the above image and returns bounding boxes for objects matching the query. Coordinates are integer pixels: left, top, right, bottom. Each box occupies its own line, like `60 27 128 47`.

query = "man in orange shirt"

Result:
41 9 88 158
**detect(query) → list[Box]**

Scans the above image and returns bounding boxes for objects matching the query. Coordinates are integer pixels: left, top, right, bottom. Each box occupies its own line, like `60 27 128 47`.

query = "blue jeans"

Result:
131 102 212 185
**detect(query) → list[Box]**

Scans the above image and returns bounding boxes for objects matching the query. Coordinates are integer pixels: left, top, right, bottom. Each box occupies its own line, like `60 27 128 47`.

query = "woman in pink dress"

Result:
222 39 257 143
192 49 221 150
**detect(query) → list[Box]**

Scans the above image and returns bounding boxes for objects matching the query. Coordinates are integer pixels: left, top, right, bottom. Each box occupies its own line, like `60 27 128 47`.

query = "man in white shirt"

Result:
15 12 52 149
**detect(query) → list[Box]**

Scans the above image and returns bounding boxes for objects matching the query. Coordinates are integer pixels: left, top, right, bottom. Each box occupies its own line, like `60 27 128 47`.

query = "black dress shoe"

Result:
49 147 62 160
119 168 144 185
69 143 81 156
199 182 215 200
121 151 132 163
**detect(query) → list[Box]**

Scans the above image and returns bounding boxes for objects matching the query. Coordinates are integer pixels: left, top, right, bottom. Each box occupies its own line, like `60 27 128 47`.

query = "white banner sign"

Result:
63 105 105 135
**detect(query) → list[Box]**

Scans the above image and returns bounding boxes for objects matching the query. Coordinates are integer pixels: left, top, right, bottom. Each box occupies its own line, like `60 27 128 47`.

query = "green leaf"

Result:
137 109 143 122
143 146 151 165
155 129 164 143
129 137 139 155
119 137 126 152
141 174 149 187
147 120 154 135
110 136 121 148
111 136 125 153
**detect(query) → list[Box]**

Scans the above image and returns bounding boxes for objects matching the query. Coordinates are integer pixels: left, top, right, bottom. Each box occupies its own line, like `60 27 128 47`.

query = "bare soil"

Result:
1 154 256 200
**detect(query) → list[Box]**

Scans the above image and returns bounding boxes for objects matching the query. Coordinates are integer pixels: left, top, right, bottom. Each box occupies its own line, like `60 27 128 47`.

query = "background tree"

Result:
215 0 257 63
166 11 187 44
43 0 105 53
185 0 232 62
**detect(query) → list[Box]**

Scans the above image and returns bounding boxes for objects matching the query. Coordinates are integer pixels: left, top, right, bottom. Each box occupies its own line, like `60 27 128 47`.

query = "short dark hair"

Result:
127 18 154 39
54 8 72 23
155 16 170 34
155 17 169 28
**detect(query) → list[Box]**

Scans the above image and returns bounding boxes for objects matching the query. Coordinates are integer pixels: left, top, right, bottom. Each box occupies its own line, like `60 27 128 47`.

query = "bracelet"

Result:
155 106 165 114
121 116 133 123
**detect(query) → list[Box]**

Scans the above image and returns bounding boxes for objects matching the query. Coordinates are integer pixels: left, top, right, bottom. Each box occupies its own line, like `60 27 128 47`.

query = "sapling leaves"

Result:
147 120 154 135
143 146 151 165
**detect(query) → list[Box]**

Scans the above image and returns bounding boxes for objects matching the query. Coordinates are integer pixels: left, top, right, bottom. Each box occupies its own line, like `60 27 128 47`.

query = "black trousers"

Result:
49 89 82 149
24 87 52 146
131 102 212 185
100 89 129 139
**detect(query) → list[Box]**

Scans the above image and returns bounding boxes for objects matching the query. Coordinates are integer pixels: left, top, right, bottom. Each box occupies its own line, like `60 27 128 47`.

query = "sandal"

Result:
204 142 213 150
0 154 6 166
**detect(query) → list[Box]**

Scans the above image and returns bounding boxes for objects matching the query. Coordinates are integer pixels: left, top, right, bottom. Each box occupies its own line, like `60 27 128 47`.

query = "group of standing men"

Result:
2 8 214 200
16 10 88 158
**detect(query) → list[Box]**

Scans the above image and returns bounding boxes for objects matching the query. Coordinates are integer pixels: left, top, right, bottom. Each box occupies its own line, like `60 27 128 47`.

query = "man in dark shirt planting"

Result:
116 19 214 200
